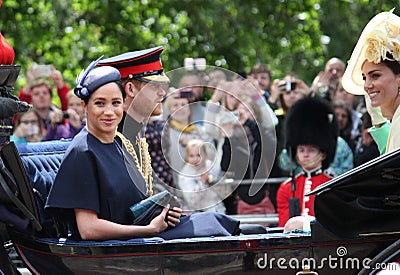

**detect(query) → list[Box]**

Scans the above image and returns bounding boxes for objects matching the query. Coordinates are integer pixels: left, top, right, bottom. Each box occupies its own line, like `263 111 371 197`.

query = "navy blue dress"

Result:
45 128 147 239
46 128 240 240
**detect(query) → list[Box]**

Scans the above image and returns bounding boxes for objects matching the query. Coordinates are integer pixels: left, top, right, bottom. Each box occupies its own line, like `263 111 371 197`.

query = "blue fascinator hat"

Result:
74 56 121 99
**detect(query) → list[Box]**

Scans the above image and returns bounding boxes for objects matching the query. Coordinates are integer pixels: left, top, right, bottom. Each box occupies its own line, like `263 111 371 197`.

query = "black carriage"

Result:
0 138 399 274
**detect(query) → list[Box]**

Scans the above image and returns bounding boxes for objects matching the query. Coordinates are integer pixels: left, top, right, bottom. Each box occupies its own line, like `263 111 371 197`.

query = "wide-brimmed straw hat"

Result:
342 9 400 95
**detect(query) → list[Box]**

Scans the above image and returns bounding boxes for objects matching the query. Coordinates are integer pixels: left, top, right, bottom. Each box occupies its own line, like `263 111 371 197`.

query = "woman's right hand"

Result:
269 79 284 103
148 205 169 234
364 94 387 127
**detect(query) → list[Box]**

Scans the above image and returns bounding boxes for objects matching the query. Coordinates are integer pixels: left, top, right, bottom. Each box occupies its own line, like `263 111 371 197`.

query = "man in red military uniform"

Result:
277 96 338 227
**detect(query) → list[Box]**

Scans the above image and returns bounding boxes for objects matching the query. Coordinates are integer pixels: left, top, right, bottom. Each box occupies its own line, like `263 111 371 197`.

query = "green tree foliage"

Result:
0 0 399 93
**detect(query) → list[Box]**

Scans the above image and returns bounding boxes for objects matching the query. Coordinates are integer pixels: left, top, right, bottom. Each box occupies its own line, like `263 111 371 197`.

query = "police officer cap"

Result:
74 57 121 99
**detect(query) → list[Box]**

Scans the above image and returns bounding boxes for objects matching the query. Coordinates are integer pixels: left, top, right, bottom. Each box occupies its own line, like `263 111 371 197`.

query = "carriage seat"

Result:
16 139 71 202
14 139 72 236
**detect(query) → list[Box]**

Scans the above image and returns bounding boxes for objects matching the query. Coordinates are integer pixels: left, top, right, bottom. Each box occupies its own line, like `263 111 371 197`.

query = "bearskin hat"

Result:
285 96 339 169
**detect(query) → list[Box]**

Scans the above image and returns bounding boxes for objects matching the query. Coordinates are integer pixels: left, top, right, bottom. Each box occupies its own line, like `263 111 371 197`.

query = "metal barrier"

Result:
223 177 287 225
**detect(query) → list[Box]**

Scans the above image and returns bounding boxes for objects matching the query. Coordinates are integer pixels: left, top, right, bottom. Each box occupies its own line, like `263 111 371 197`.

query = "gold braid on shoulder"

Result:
115 132 153 196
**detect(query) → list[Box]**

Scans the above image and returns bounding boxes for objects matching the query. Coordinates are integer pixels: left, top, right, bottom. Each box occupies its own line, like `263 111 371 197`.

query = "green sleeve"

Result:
369 122 390 155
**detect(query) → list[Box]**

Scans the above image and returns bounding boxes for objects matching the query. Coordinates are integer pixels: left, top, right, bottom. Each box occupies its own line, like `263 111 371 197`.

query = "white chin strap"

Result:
296 152 324 168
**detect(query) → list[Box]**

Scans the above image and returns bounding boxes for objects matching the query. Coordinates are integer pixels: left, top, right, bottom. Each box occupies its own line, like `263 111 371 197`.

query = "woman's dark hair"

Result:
382 52 400 74
333 101 353 134
334 101 355 152
82 80 125 104
117 81 126 99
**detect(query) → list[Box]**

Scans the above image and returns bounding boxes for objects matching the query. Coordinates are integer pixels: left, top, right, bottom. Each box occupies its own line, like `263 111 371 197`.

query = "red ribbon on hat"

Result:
118 60 162 79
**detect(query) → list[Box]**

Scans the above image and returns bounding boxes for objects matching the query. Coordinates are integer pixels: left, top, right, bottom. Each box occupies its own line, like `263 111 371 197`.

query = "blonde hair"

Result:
31 79 53 96
185 139 208 162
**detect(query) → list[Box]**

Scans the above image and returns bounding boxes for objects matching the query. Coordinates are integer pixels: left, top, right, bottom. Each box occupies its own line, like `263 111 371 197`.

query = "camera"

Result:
285 82 297 92
179 88 193 99
62 112 70 119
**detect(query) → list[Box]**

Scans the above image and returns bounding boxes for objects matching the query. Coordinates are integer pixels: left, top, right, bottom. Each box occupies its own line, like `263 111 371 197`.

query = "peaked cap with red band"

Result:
97 46 169 84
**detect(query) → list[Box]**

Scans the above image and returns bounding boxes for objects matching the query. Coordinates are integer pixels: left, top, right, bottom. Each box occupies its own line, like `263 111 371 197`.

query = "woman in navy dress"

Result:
45 61 182 241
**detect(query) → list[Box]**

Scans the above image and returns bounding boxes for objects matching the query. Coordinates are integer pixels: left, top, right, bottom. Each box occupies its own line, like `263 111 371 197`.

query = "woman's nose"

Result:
104 106 114 114
364 78 372 91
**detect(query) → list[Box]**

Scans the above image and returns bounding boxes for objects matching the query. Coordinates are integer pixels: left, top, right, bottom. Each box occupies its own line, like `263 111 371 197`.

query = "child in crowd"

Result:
277 96 338 228
177 139 226 214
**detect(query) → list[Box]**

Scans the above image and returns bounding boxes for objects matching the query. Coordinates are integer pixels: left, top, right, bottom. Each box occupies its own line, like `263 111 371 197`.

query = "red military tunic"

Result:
277 168 333 227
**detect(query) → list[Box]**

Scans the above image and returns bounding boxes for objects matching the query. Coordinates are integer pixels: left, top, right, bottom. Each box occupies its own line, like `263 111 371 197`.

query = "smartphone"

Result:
184 57 206 71
179 88 193 98
32 64 52 78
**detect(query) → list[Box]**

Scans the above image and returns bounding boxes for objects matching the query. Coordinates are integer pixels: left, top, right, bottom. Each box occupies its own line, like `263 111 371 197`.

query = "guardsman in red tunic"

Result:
277 97 339 227
277 165 333 227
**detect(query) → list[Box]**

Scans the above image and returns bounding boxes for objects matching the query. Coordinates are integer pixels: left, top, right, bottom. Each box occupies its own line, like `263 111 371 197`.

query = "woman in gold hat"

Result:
342 9 400 154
